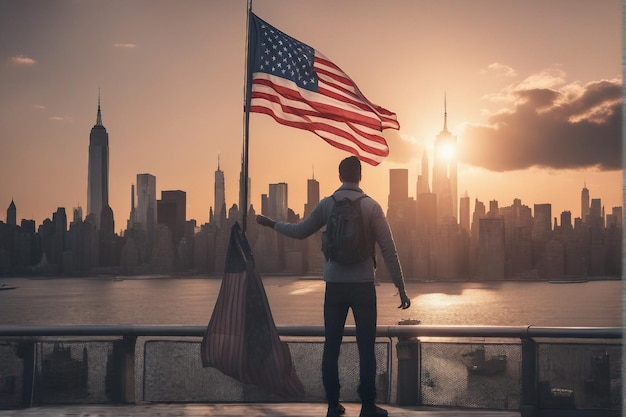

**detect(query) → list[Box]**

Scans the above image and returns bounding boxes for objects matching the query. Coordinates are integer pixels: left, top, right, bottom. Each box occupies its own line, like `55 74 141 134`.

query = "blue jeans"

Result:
322 282 377 406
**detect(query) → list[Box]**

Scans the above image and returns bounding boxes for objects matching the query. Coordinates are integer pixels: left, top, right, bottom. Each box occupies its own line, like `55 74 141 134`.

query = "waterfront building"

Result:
268 183 288 222
157 190 186 247
532 203 552 241
476 217 505 280
458 193 470 233
387 168 415 278
136 174 157 236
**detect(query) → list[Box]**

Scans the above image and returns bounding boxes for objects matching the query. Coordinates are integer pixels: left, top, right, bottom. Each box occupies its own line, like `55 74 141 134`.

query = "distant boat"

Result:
461 346 507 376
0 283 17 291
549 279 589 284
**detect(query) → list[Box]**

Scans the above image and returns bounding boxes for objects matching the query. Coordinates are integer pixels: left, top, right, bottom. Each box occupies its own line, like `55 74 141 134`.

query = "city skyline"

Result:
0 1 621 227
1 160 619 232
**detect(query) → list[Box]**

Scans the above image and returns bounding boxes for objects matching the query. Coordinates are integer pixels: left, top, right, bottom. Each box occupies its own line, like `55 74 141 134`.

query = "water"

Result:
0 276 621 328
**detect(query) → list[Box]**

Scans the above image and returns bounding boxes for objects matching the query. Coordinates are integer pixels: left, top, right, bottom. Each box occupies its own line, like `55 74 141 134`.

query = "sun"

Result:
437 141 456 161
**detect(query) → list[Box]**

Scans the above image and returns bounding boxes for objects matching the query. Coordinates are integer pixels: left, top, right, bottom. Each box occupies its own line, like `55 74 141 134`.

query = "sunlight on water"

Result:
416 288 496 308
288 280 325 296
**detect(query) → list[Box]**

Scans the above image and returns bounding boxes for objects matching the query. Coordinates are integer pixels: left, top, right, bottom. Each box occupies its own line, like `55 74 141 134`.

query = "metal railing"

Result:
0 325 621 417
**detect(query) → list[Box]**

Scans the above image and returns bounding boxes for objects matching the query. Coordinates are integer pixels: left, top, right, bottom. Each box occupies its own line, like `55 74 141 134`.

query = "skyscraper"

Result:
158 190 187 245
416 151 430 196
214 157 225 229
459 192 470 232
268 183 288 221
6 200 16 226
304 175 320 217
432 94 457 223
86 94 109 230
388 169 409 207
136 173 157 235
581 183 590 222
532 203 552 240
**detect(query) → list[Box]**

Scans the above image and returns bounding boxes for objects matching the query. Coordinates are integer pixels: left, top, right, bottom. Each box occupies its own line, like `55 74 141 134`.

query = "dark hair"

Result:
339 156 361 183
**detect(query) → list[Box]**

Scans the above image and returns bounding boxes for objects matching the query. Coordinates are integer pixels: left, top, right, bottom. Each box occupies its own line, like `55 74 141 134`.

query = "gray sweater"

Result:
273 182 406 291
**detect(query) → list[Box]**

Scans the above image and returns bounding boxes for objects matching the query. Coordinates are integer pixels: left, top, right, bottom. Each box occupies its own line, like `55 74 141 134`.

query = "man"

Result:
256 156 410 417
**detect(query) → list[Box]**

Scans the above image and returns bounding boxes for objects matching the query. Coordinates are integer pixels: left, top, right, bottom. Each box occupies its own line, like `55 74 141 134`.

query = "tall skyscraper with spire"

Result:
214 156 226 229
581 182 590 222
432 94 457 223
86 94 110 229
6 200 16 226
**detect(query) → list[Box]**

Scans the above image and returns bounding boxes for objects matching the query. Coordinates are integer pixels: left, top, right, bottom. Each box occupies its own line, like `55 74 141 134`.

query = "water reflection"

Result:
417 289 498 309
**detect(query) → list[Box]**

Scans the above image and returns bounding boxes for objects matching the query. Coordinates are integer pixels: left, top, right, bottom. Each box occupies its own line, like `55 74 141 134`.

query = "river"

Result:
0 276 621 328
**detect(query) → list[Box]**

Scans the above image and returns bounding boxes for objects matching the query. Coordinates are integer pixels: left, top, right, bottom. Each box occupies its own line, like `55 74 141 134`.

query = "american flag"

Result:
248 13 400 166
201 222 304 399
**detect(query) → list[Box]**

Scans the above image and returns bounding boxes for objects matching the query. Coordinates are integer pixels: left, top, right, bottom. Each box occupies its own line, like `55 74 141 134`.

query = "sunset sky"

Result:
0 0 622 231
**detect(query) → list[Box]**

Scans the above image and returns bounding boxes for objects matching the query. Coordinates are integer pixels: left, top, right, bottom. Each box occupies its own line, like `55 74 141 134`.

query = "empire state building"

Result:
87 95 110 230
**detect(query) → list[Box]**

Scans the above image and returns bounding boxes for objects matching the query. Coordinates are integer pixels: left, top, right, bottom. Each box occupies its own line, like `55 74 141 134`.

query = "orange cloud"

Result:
459 77 621 172
10 55 37 65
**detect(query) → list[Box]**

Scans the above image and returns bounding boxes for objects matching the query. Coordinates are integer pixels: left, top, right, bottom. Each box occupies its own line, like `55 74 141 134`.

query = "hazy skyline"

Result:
0 0 621 228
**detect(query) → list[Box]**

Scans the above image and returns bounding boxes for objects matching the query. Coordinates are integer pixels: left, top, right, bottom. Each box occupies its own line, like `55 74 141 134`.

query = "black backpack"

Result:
322 194 372 264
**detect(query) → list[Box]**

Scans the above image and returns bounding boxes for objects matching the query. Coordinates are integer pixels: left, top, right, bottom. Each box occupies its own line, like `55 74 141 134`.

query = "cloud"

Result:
113 43 137 48
385 130 421 163
10 55 37 65
33 104 46 110
48 116 73 122
481 62 517 78
458 75 621 172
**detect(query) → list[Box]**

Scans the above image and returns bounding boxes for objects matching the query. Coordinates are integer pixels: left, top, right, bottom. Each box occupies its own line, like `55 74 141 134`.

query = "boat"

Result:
0 283 17 291
461 346 507 376
549 279 589 284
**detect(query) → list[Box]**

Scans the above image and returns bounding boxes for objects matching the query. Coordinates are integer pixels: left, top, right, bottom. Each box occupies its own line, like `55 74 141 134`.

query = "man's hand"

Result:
256 214 276 228
398 289 410 309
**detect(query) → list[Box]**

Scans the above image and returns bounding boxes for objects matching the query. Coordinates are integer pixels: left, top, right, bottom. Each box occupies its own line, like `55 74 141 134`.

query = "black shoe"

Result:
359 404 388 417
327 406 340 417
338 403 346 414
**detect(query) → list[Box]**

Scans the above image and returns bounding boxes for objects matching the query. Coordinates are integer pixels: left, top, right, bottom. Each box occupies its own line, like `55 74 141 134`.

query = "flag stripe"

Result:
250 96 389 154
248 13 399 166
253 75 384 130
250 93 390 152
314 54 399 128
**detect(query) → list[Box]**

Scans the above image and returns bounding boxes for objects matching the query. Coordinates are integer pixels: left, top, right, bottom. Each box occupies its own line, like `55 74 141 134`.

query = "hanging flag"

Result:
201 222 304 399
247 13 400 166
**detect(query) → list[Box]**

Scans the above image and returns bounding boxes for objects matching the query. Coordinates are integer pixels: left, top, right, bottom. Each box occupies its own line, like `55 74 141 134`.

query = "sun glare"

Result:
438 142 456 161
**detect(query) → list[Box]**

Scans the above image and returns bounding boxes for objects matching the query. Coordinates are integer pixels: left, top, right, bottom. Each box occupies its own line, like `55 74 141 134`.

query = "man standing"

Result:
256 156 410 417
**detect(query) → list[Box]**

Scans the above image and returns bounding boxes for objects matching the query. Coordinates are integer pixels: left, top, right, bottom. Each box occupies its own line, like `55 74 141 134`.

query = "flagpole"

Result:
242 0 253 233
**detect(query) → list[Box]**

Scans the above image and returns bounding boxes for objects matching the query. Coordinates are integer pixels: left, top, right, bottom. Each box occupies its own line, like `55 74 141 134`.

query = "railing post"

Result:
19 341 35 407
121 335 136 403
520 337 537 417
395 336 420 405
